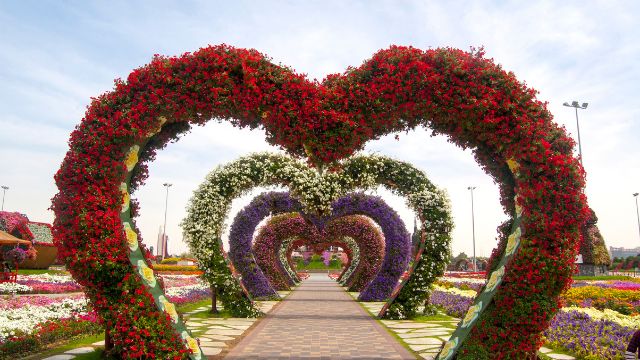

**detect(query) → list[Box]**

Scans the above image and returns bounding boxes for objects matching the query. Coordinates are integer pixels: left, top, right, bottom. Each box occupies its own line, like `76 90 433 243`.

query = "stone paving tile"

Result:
64 347 94 354
408 344 441 352
42 356 75 360
225 273 415 359
546 353 575 359
403 337 444 345
398 332 447 339
201 347 223 356
205 334 236 341
204 328 244 336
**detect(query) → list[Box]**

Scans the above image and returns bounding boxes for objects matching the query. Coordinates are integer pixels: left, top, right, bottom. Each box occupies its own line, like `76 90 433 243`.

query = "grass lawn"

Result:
18 269 69 275
573 275 639 281
27 333 105 360
295 259 343 270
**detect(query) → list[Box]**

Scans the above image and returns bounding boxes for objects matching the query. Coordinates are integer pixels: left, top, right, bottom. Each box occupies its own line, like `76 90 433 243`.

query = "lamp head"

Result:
571 101 579 107
581 102 588 109
563 102 570 107
634 193 639 197
0 186 7 190
163 183 172 188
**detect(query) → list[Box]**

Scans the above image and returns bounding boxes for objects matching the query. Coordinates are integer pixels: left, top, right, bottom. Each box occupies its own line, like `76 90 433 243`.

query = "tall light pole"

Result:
563 101 588 164
1 186 8 211
162 183 172 259
468 186 477 272
634 193 640 243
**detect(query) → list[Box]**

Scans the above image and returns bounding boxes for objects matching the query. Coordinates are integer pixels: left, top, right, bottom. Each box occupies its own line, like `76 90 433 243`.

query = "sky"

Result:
0 1 639 259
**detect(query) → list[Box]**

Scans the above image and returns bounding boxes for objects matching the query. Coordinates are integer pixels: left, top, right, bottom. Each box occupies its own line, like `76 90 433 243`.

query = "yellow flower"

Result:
164 302 178 322
515 203 523 217
439 337 458 360
125 145 140 172
123 222 138 251
137 260 156 287
462 301 482 328
147 116 167 136
505 227 521 256
120 183 130 213
186 336 201 357
486 266 504 292
506 158 520 174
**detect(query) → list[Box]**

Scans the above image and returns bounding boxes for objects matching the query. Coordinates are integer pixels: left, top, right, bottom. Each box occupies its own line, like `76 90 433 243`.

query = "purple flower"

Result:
228 191 410 301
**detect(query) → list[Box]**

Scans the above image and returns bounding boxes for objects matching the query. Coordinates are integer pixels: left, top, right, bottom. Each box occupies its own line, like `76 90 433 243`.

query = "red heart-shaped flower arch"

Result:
52 44 587 359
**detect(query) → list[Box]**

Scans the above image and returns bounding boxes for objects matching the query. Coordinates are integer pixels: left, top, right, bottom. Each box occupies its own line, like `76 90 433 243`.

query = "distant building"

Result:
156 226 169 259
610 246 640 259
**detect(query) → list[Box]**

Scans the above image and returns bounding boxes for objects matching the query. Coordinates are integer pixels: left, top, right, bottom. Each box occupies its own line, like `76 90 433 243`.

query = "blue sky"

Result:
1 1 639 257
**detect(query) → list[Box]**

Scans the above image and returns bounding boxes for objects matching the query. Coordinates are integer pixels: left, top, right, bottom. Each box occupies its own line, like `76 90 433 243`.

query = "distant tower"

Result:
157 226 168 259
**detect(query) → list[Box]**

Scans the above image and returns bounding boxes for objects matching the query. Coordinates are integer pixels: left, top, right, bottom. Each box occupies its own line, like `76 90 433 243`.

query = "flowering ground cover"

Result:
0 274 83 295
0 274 210 357
433 274 640 359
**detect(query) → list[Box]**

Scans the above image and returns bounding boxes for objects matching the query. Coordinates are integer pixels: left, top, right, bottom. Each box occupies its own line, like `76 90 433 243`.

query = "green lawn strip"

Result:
26 333 104 360
295 259 343 270
73 349 110 359
541 343 581 359
18 269 69 275
573 275 639 281
187 308 234 319
176 298 214 314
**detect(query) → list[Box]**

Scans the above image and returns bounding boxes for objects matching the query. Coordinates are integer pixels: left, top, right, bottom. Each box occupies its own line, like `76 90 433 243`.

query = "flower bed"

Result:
433 275 640 359
0 274 209 356
563 286 640 315
165 284 211 305
0 296 90 343
0 315 102 359
544 310 633 359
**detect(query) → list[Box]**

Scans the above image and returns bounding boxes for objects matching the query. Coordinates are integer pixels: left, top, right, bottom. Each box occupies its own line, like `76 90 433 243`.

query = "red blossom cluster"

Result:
53 44 587 358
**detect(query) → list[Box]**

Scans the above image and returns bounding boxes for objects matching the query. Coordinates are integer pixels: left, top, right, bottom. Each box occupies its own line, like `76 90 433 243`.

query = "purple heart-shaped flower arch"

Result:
228 191 410 301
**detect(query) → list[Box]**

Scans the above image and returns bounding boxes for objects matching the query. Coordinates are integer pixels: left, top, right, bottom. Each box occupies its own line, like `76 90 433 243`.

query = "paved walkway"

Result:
225 273 415 359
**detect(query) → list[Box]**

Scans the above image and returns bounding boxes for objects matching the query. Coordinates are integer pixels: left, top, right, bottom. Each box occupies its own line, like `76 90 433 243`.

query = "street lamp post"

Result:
162 183 172 259
562 101 589 164
468 186 477 272
634 193 640 243
1 186 8 211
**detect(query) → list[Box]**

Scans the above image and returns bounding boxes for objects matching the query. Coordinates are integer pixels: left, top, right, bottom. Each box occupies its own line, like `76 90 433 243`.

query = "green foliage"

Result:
295 258 343 270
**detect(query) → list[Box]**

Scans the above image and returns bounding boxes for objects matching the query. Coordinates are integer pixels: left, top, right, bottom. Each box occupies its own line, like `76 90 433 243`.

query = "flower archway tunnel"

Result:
53 44 587 359
252 213 384 293
227 192 400 300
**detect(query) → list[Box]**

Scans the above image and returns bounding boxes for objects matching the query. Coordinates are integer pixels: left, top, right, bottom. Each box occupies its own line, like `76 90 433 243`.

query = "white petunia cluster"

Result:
0 283 33 294
164 283 210 297
16 274 75 284
0 298 89 342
